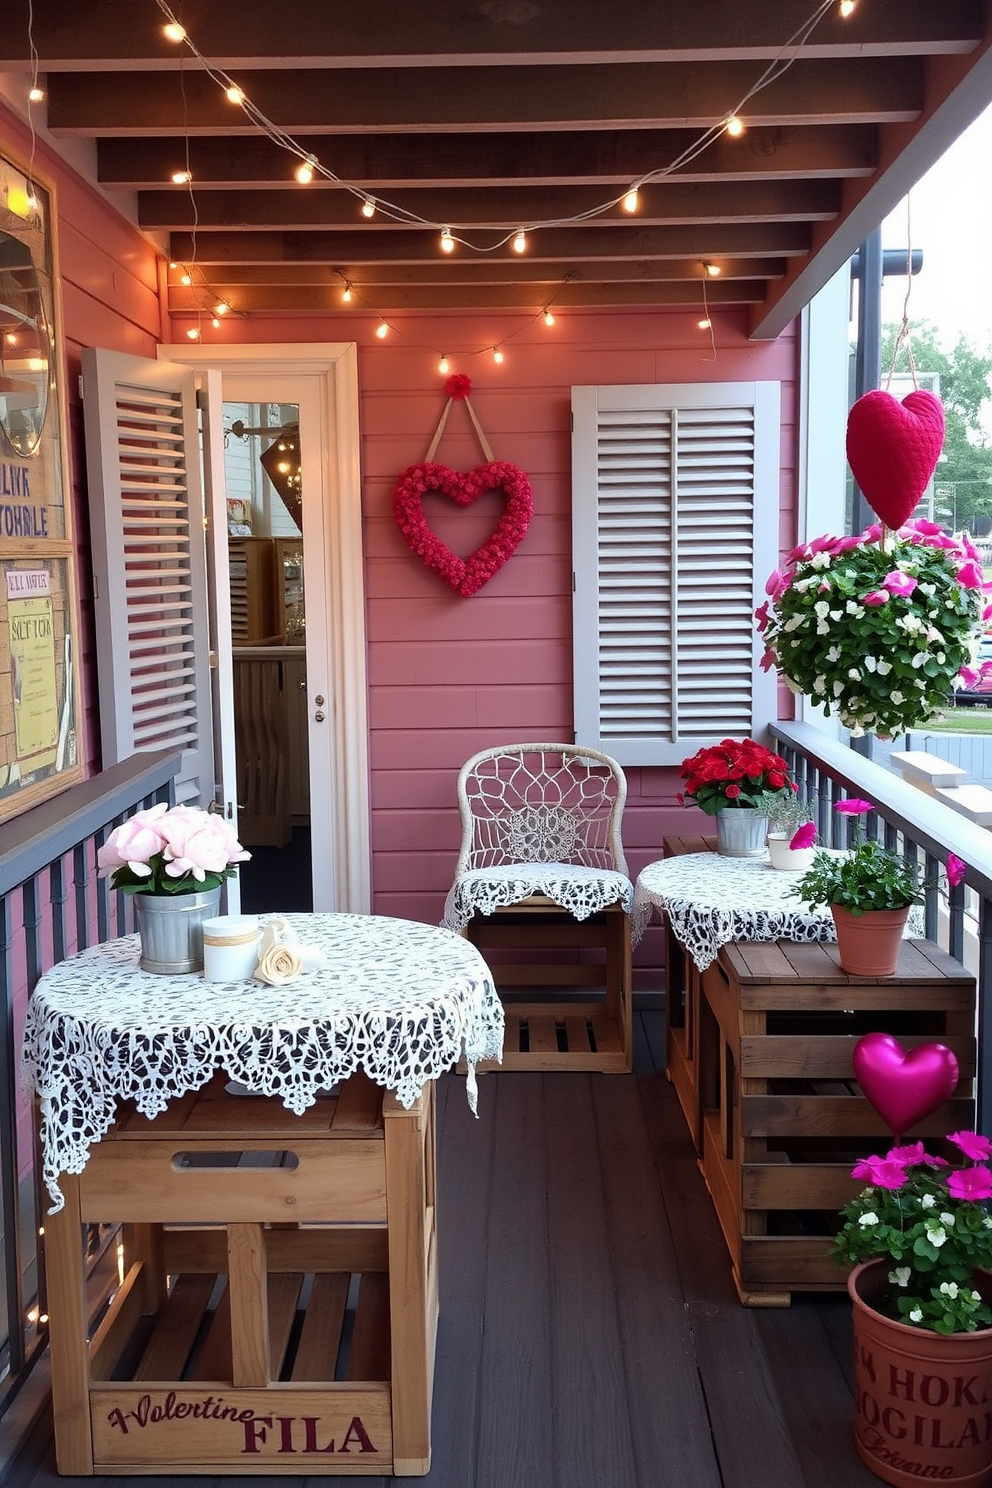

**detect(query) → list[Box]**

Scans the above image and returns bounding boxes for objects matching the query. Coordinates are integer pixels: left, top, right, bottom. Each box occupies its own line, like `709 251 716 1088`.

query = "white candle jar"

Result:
202 915 261 982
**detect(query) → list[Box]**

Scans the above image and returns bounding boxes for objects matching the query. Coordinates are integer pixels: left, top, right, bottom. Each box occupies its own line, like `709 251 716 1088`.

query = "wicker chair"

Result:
442 743 634 1071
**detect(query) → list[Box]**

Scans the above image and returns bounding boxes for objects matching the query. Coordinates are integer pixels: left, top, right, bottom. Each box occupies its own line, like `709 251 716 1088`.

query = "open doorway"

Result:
222 402 312 910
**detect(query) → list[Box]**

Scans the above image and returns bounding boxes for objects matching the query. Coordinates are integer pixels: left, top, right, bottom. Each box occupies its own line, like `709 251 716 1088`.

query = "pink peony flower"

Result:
882 569 917 598
947 1167 992 1202
158 808 250 883
97 802 170 877
947 1130 992 1161
836 798 873 815
957 560 985 589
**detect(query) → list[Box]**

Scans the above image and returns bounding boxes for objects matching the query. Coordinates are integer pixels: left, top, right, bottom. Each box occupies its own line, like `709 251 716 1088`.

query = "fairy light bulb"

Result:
440 229 455 254
704 261 721 277
213 302 229 316
28 85 44 103
543 310 555 327
839 0 856 15
622 188 639 214
171 169 192 185
725 114 744 138
361 197 376 219
295 157 316 184
376 321 388 339
341 285 352 303
493 347 504 364
211 317 221 328
698 317 712 330
186 326 201 340
163 21 186 42
438 355 450 374
512 229 527 254
226 84 245 105
180 271 192 286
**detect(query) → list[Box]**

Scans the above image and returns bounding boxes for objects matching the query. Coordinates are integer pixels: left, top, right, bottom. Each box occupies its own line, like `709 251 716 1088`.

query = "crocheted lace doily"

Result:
22 912 505 1212
442 863 635 936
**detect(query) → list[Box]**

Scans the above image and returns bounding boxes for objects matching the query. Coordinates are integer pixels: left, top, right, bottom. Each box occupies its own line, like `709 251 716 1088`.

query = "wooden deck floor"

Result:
6 1012 879 1487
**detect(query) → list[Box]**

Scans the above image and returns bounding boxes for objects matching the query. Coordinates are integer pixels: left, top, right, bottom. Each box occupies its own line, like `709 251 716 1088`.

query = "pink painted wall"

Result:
213 307 800 987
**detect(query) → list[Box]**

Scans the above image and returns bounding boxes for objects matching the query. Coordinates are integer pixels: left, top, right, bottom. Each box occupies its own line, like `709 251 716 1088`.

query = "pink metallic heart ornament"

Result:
845 388 945 531
852 1032 959 1137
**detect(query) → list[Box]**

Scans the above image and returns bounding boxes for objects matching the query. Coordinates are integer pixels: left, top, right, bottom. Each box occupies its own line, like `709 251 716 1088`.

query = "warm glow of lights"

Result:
27 357 45 372
439 229 455 254
171 169 192 185
493 347 504 363
163 21 186 42
698 317 712 330
226 85 245 105
5 184 33 218
212 317 221 328
341 285 352 303
213 302 229 316
28 85 44 103
28 1308 38 1323
512 229 527 254
117 1242 125 1286
725 114 744 138
704 261 721 277
4 333 15 346
180 272 192 286
295 157 315 184
376 322 388 338
361 197 376 219
169 260 178 269
839 0 856 15
438 355 450 374
622 189 639 214
543 311 555 327
186 327 201 340
39 1313 48 1324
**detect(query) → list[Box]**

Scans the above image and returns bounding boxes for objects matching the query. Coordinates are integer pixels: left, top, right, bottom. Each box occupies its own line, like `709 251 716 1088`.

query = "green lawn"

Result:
929 708 992 734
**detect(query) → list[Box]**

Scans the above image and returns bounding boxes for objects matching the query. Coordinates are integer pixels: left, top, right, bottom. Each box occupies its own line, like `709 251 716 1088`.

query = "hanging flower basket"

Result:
757 520 991 737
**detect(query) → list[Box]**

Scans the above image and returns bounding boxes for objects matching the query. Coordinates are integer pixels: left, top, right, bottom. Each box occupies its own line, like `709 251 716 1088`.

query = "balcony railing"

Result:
0 750 180 1420
771 721 992 1129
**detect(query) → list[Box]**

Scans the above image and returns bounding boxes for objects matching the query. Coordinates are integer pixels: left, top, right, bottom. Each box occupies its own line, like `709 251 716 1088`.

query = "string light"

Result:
171 168 192 184
543 310 555 327
341 284 353 303
186 326 201 340
622 189 639 214
438 355 450 374
839 0 856 15
703 261 721 277
295 156 316 184
439 229 455 254
28 85 44 102
361 197 376 219
512 229 527 254
493 347 504 363
213 302 229 316
163 21 186 42
211 317 221 328
225 84 245 105
180 271 192 285
725 114 744 138
698 318 712 330
376 321 389 338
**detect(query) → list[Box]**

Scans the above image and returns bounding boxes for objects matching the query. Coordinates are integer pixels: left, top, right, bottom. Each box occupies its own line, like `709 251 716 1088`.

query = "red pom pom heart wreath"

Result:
392 460 534 597
845 388 945 530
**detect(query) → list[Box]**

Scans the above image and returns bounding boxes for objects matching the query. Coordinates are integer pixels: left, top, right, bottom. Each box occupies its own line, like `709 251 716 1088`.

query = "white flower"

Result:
940 1212 955 1227
814 600 830 620
926 1224 948 1247
848 668 861 681
921 1192 936 1209
909 1307 924 1323
939 1281 960 1299
813 677 826 695
833 680 845 696
784 616 803 632
889 1267 912 1288
864 656 877 672
810 551 832 569
912 653 929 669
845 601 864 618
830 610 843 622
826 646 841 663
890 691 904 705
876 659 892 675
858 1211 879 1227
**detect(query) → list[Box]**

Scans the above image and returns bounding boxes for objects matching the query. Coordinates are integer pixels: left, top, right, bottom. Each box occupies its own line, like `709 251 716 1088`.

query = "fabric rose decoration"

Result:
254 942 304 986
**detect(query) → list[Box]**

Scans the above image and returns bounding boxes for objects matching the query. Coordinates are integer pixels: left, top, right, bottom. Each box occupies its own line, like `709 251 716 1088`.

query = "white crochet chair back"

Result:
454 743 628 877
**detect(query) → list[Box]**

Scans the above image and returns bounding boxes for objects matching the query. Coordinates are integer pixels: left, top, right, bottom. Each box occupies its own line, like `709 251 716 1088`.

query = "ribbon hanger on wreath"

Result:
392 374 533 597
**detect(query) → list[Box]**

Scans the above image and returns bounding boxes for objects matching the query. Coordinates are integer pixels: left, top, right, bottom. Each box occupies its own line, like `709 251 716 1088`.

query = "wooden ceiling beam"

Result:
167 222 811 265
173 257 786 290
0 0 981 69
138 180 840 232
96 124 879 190
167 279 768 313
45 58 923 136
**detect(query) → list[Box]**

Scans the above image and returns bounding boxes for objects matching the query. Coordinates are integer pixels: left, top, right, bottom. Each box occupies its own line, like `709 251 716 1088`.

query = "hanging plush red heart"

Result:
852 1032 959 1138
845 388 945 531
392 459 533 598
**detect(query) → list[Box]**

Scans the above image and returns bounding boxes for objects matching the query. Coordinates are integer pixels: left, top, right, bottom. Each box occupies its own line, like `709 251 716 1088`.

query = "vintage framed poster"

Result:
0 146 83 822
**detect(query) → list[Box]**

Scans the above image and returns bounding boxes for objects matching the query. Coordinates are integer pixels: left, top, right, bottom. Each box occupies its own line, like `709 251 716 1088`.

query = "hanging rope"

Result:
884 198 919 391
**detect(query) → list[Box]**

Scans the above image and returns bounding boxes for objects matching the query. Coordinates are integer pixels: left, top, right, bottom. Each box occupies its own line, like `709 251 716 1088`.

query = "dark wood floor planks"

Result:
4 1019 883 1488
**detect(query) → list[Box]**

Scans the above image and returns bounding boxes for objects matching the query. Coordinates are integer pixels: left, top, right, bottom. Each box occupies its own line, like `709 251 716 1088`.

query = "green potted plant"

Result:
792 799 923 975
835 1133 992 1486
764 793 817 872
679 738 796 858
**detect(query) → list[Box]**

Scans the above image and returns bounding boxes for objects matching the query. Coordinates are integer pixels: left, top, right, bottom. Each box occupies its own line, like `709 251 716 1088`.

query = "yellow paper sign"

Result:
9 592 58 768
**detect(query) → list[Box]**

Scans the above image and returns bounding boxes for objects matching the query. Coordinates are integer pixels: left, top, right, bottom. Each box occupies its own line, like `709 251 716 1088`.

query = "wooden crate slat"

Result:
291 1272 350 1382
133 1272 217 1381
347 1272 391 1382
740 1033 975 1081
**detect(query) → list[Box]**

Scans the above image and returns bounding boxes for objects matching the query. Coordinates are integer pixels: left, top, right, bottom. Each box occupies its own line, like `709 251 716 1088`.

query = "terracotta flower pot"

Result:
831 904 910 977
849 1259 992 1488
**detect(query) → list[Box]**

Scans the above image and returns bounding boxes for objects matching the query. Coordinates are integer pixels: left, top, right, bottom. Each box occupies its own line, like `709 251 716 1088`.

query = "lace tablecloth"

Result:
634 853 835 971
22 912 505 1211
442 863 636 935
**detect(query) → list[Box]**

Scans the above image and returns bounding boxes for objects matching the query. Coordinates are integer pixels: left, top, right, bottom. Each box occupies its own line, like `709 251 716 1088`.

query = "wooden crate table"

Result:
22 913 504 1476
637 840 977 1306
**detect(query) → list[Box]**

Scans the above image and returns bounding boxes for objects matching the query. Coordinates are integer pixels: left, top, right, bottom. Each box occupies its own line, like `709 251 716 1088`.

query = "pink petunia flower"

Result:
754 600 770 632
957 560 985 589
947 854 967 889
947 1167 992 1201
888 1142 927 1166
947 1131 992 1161
882 569 917 598
850 1154 909 1189
862 590 889 606
958 666 980 689
836 798 873 815
759 647 777 673
789 822 816 850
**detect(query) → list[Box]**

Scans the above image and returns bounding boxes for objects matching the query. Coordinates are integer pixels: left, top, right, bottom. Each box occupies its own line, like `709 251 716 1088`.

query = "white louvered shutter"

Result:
572 382 779 766
81 348 214 804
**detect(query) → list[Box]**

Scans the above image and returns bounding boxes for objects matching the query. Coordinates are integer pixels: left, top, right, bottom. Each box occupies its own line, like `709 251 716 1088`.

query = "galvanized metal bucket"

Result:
714 809 769 857
134 887 223 974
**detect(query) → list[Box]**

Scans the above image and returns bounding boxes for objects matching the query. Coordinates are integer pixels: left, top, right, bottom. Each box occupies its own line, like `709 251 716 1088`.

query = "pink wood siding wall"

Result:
217 309 799 988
